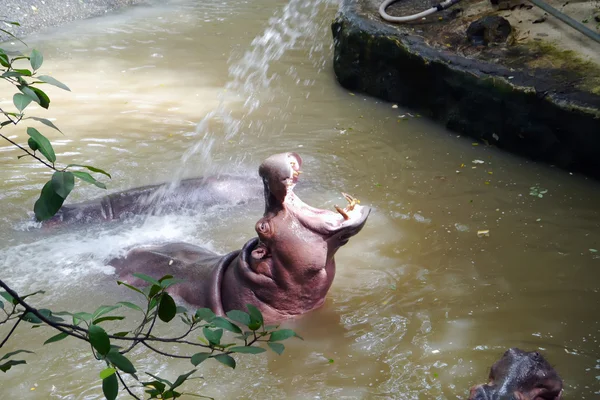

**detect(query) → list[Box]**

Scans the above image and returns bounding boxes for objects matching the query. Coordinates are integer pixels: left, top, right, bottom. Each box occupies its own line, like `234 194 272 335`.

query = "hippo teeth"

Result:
293 170 302 177
341 192 360 211
334 192 361 220
334 205 350 220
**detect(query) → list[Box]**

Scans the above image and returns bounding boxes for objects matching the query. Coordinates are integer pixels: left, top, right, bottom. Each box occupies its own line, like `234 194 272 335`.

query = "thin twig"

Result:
0 279 86 340
0 133 56 170
116 370 142 400
0 315 23 347
141 341 192 359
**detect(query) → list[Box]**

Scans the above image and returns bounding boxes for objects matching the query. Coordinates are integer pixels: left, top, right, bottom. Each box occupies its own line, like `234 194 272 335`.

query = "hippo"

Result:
469 348 563 400
44 175 262 226
109 152 371 322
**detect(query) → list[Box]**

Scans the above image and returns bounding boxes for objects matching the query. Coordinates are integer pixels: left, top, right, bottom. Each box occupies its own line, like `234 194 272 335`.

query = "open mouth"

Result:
281 156 369 229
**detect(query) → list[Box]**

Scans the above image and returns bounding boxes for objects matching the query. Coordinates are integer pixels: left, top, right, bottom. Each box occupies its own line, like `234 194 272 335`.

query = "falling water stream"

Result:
0 0 599 398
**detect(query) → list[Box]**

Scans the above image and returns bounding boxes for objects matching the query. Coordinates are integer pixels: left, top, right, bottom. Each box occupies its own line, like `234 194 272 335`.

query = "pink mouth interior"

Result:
282 154 366 229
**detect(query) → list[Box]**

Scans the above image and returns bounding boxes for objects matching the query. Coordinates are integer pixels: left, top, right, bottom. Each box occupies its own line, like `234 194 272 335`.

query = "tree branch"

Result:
141 341 192 359
0 280 87 341
0 315 23 347
116 370 142 400
0 133 56 170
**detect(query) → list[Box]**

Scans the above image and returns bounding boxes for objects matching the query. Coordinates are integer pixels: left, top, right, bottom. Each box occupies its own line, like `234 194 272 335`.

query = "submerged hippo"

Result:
44 175 262 226
469 348 563 400
110 152 371 322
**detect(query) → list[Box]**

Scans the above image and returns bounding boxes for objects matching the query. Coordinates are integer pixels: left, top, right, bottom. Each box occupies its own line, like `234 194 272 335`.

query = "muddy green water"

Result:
1 0 599 398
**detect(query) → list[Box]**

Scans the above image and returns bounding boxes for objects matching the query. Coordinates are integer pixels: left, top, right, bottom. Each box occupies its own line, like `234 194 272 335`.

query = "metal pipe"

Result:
528 0 600 45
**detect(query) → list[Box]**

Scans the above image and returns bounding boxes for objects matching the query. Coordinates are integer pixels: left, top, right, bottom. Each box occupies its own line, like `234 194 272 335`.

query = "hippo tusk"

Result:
341 192 360 211
293 170 302 177
334 205 350 220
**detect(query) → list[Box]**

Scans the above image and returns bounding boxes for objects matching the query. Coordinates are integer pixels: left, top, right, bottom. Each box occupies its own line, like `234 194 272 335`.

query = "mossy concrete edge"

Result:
332 0 600 178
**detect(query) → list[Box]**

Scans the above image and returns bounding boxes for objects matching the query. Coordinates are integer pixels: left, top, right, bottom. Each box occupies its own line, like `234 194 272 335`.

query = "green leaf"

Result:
132 273 161 287
0 291 15 305
29 87 50 109
73 312 94 324
116 301 143 313
27 127 56 163
190 352 210 366
269 329 301 342
229 346 266 354
213 354 236 369
158 293 176 323
19 86 40 103
43 332 69 345
27 117 62 134
106 351 136 374
22 312 43 324
93 316 125 325
88 324 111 356
194 308 215 322
0 52 9 68
159 278 185 289
0 349 34 361
34 180 64 221
27 137 39 151
102 372 118 400
13 93 31 112
211 317 242 334
145 372 172 387
146 284 162 300
21 291 46 301
226 310 251 327
163 390 182 399
202 327 223 346
175 306 188 314
142 380 166 394
37 75 70 91
116 281 145 296
170 369 197 391
0 300 3 309
13 68 32 76
73 171 107 189
93 305 122 319
246 304 263 331
100 367 116 380
30 49 43 71
267 342 285 355
51 171 75 199
113 331 129 337
0 359 26 372
66 164 112 178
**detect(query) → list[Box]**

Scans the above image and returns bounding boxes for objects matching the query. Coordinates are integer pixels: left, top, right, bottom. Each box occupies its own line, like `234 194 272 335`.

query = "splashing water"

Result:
168 0 334 184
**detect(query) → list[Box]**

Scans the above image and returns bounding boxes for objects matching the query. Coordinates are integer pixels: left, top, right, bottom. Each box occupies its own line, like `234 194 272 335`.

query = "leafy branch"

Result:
1 27 110 221
0 275 302 399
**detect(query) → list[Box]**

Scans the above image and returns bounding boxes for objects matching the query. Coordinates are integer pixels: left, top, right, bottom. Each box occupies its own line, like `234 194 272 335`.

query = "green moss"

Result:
521 41 600 94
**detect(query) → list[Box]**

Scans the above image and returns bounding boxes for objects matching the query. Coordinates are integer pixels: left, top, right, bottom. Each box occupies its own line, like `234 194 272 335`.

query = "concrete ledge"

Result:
0 0 151 41
332 0 600 177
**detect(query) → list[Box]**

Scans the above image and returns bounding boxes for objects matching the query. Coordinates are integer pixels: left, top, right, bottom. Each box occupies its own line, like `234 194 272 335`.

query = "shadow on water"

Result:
1 0 600 398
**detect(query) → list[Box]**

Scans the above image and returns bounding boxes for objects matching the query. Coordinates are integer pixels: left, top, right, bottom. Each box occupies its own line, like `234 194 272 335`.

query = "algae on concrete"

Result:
332 0 600 178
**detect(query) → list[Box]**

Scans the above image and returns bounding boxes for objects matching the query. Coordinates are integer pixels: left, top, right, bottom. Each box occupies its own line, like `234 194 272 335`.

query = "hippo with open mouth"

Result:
109 152 371 322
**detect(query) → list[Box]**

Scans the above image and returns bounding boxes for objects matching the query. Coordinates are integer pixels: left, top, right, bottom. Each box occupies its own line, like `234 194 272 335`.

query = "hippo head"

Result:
469 348 563 400
243 152 370 318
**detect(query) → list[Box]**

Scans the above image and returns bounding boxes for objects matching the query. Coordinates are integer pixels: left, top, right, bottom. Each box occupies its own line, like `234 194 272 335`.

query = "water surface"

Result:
1 0 599 398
